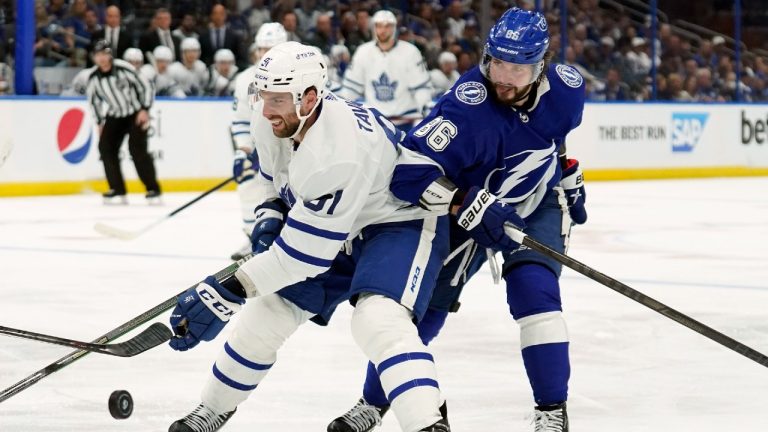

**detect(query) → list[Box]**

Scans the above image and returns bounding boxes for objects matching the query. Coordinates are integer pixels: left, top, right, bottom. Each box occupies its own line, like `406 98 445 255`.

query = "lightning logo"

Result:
485 143 557 202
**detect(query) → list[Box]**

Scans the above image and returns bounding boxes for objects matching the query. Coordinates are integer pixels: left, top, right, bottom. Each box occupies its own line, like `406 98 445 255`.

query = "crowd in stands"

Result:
0 0 766 101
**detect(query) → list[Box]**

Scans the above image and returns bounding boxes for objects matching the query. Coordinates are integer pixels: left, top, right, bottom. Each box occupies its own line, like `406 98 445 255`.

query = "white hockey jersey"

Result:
230 64 258 150
338 41 432 125
234 92 434 298
139 64 186 98
167 60 209 96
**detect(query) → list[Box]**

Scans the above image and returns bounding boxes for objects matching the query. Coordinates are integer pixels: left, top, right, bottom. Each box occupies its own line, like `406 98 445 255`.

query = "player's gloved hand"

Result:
250 198 289 254
560 158 587 224
456 186 526 252
169 276 245 351
233 150 257 184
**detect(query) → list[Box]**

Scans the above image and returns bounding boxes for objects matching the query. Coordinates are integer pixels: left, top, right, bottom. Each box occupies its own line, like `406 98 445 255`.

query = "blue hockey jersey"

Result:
391 63 585 218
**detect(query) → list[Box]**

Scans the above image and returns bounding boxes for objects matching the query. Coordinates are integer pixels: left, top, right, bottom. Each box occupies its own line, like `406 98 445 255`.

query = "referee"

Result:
86 40 161 204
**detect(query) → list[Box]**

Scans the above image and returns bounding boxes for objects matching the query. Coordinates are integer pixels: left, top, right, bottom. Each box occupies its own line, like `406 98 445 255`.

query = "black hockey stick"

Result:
0 254 250 403
504 225 768 368
0 322 172 357
94 176 235 240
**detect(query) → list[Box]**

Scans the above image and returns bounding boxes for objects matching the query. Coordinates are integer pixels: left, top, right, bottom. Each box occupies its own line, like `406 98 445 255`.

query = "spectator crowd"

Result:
0 0 766 102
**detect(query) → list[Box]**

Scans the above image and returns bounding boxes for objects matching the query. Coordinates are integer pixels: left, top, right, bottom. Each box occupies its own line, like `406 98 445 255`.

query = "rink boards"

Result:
1 97 768 196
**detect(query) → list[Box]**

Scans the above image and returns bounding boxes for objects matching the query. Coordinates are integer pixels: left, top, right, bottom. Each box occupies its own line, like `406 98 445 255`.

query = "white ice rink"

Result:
1 177 767 431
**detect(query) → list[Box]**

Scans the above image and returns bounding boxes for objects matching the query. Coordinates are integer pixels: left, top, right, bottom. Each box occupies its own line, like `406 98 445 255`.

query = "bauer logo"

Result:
671 112 708 152
57 108 92 164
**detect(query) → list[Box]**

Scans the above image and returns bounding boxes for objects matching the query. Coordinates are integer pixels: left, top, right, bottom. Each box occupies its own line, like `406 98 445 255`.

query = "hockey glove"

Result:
169 276 245 351
251 198 289 254
560 158 587 225
233 150 257 184
456 186 526 252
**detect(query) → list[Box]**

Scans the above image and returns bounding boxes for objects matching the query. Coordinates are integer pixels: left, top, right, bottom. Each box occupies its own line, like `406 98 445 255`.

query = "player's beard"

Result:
492 83 533 107
268 113 300 138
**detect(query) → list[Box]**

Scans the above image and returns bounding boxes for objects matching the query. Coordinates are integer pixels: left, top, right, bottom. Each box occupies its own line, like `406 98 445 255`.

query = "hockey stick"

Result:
503 225 768 368
0 254 250 403
0 322 172 358
94 176 235 240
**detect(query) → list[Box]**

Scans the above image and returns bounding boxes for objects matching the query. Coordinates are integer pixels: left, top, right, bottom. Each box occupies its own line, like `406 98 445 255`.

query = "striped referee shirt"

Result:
86 59 153 124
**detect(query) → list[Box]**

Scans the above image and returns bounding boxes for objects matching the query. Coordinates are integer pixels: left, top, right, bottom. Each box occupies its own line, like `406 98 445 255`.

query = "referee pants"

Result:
99 113 160 194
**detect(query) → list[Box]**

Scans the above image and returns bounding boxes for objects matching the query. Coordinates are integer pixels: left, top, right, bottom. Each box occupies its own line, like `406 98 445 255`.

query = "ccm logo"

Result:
409 267 422 292
459 190 491 229
200 289 236 317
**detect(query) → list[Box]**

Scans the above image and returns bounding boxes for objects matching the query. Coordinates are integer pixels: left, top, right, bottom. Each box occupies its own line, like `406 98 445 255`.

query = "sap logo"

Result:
741 110 768 144
409 266 422 292
57 108 92 164
505 30 521 41
671 112 708 152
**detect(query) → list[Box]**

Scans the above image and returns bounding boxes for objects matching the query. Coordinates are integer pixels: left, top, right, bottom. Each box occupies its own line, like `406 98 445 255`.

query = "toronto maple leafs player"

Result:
327 8 587 432
168 42 451 432
229 22 289 260
338 10 433 132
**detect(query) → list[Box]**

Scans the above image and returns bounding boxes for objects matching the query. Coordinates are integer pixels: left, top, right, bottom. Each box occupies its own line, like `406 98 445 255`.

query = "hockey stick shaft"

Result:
0 255 248 403
504 226 768 368
0 322 172 357
95 176 235 240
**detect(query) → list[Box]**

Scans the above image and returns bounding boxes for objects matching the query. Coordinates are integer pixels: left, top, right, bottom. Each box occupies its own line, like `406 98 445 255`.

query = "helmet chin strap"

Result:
289 94 322 140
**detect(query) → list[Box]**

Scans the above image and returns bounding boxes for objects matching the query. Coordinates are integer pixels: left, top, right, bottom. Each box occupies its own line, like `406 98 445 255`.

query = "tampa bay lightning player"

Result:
326 7 587 432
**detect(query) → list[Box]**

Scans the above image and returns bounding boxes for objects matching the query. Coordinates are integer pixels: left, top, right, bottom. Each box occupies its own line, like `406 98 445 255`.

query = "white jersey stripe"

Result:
399 216 438 310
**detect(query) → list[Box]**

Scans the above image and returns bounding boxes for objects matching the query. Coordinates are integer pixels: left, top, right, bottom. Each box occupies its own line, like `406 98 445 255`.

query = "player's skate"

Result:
532 402 568 432
328 398 448 432
327 397 390 432
168 404 236 432
102 190 127 205
145 190 162 205
419 417 450 432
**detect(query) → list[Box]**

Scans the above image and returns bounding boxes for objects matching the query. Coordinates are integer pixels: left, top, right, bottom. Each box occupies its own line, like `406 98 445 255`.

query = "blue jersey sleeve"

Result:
391 95 492 205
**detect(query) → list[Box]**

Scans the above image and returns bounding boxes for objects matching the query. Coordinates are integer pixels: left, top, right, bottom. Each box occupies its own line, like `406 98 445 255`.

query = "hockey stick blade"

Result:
504 224 768 368
93 222 142 240
0 253 250 403
0 322 173 357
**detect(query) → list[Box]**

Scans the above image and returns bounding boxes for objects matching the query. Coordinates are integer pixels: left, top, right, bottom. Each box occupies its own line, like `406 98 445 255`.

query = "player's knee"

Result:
505 263 562 319
351 294 418 362
229 294 307 360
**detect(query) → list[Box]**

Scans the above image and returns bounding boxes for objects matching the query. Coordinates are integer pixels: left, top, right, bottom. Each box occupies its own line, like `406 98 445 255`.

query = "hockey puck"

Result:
108 390 133 419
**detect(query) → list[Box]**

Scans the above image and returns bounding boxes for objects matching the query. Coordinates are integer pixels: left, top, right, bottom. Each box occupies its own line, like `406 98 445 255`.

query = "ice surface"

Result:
1 178 767 431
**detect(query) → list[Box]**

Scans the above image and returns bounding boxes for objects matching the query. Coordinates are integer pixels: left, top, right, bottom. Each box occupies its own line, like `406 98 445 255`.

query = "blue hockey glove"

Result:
250 198 289 254
560 158 587 225
456 186 526 252
169 276 245 351
233 150 257 184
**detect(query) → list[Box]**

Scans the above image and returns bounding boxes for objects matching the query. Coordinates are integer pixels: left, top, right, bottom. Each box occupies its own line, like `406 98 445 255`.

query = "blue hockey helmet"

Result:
481 8 550 84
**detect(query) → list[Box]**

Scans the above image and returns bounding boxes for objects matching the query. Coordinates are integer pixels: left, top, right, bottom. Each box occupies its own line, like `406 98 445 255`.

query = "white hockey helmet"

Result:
371 10 397 26
180 37 201 52
214 48 235 63
255 22 288 49
253 42 328 137
123 47 143 63
153 45 173 62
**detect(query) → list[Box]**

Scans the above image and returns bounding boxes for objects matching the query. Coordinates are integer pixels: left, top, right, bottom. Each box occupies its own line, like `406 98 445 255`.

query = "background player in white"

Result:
140 46 186 98
168 37 209 96
122 47 144 71
428 51 460 97
338 10 433 133
206 49 238 96
167 42 450 432
229 22 288 260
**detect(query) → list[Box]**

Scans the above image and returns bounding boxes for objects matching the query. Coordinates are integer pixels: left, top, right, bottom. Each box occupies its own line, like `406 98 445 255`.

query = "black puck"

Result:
108 390 133 419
